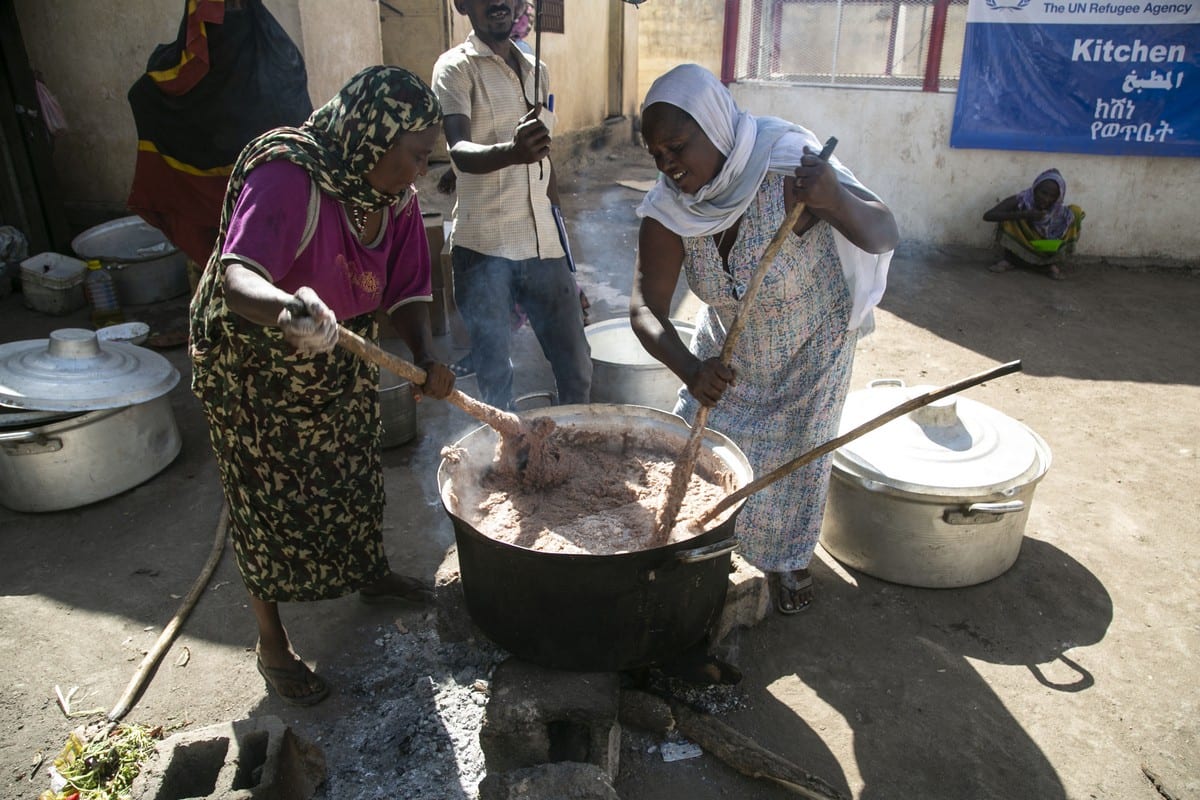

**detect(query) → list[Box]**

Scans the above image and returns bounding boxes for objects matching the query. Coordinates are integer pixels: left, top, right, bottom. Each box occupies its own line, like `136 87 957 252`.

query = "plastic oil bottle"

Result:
84 259 124 327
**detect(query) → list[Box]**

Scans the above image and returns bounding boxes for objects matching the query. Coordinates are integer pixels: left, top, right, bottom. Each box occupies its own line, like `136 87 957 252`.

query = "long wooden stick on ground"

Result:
108 503 229 722
619 690 845 800
655 137 838 538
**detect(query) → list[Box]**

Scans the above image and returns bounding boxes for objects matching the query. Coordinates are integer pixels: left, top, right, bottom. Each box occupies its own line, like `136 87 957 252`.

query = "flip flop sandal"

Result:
776 572 814 616
449 354 475 379
358 575 435 606
256 655 329 707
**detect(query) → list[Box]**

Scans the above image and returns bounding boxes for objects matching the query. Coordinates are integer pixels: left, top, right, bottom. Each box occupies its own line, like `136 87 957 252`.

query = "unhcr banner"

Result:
951 0 1200 156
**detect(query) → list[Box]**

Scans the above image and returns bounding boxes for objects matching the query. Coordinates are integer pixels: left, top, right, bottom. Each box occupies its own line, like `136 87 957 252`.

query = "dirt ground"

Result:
1 142 1198 800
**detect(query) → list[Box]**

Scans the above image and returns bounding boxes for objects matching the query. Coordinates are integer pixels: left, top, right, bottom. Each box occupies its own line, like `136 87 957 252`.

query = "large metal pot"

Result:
438 404 753 671
819 380 1051 588
0 329 182 512
379 369 416 448
0 399 181 512
71 216 189 305
585 318 695 411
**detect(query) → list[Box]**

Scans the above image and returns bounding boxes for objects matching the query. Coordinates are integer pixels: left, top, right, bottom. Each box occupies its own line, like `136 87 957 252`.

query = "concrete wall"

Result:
295 0 383 108
733 83 1200 264
11 0 636 228
636 0 724 105
620 1 641 121
381 0 450 86
13 0 379 224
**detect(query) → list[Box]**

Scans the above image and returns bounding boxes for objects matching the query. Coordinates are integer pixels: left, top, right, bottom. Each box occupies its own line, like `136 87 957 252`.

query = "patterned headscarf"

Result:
1017 168 1072 239
209 65 442 272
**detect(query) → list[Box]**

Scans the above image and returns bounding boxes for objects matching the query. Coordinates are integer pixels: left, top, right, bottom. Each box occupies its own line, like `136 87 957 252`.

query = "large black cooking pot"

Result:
437 404 753 672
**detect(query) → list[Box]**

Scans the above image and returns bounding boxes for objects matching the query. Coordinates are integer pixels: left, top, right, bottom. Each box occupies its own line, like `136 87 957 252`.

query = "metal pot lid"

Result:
0 328 179 411
832 380 1051 496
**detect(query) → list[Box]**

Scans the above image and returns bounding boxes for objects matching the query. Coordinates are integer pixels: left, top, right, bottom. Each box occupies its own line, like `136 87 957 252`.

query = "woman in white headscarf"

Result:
631 64 898 615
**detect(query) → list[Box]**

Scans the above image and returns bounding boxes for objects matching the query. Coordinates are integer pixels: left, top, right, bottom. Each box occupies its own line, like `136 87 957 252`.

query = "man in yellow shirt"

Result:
432 0 591 410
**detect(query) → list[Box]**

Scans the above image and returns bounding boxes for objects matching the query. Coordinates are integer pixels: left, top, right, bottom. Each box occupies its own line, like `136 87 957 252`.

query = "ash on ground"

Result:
306 614 748 799
310 614 506 800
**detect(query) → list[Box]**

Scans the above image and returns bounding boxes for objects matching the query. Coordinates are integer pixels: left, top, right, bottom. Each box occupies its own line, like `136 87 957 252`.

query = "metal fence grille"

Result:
730 0 968 91
538 0 565 34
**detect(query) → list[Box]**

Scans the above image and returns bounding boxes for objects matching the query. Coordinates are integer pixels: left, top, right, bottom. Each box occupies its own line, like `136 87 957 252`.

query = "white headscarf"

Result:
636 64 892 332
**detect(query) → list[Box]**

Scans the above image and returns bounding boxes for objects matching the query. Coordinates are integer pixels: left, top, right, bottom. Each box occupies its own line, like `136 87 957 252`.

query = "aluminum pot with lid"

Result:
0 329 182 512
819 379 1052 588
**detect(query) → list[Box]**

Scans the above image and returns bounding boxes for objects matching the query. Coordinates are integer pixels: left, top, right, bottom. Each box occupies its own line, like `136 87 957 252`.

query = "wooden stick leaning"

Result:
654 137 838 539
696 359 1024 526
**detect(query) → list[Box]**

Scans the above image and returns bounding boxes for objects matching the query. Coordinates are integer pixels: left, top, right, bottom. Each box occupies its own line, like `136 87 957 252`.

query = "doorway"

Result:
0 0 70 255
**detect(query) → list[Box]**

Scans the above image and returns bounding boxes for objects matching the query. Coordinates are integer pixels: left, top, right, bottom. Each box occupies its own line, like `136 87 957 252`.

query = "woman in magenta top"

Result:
189 67 454 706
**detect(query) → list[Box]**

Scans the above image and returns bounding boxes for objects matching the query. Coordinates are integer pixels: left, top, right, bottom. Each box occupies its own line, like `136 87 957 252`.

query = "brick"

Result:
131 715 324 800
711 553 769 644
478 762 620 800
480 659 621 780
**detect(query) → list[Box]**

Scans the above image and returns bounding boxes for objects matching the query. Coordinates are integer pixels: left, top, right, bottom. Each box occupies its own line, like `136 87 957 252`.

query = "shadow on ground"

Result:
881 245 1200 386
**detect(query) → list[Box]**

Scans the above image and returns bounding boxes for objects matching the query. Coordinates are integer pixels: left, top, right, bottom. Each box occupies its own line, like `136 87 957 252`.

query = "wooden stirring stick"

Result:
696 360 1024 526
334 325 524 438
654 137 838 539
335 326 567 487
282 298 524 441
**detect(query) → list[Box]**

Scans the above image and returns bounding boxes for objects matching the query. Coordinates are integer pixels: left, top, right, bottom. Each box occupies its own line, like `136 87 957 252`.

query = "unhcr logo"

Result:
985 0 1032 9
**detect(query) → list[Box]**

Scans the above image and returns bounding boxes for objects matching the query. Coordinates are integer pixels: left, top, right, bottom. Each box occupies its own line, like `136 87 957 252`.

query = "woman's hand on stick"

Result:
792 146 840 210
686 357 736 407
416 360 455 401
277 287 338 354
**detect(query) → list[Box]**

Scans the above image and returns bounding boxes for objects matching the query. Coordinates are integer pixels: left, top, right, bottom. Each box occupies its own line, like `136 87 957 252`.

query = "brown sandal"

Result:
256 654 329 707
358 573 435 606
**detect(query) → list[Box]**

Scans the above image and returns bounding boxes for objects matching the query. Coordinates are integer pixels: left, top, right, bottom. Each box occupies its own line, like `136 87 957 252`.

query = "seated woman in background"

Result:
984 168 1085 280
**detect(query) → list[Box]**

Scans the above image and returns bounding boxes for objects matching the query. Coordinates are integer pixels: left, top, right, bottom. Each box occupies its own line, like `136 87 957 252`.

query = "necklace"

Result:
348 204 369 238
716 225 735 253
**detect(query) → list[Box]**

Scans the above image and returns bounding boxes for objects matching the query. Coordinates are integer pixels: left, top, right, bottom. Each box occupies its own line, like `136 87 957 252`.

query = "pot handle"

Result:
868 378 906 389
675 537 738 564
943 501 1025 525
512 391 556 411
0 430 63 455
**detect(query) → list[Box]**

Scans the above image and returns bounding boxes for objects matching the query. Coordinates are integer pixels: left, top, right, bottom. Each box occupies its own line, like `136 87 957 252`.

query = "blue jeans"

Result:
451 247 592 409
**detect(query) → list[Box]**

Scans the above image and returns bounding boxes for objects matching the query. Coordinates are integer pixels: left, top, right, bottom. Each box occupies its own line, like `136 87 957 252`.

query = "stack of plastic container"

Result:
19 253 88 315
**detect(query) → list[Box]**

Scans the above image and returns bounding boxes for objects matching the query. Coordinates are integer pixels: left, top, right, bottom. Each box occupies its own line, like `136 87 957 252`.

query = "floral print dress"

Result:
675 174 857 572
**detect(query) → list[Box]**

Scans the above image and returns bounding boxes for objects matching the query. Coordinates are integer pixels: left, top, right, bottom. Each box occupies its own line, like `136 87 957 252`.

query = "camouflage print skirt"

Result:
192 313 387 603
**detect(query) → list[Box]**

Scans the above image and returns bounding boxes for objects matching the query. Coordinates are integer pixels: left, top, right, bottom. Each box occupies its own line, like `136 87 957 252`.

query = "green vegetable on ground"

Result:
39 723 161 800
